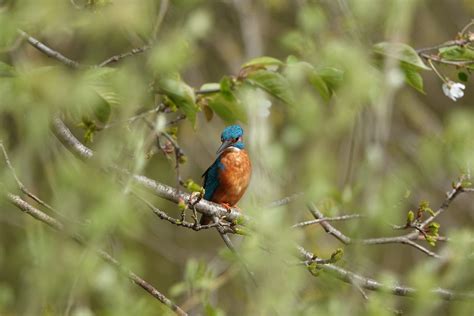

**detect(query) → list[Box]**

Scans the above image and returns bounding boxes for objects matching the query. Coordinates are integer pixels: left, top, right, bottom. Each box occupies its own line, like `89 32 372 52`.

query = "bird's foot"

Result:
221 203 233 213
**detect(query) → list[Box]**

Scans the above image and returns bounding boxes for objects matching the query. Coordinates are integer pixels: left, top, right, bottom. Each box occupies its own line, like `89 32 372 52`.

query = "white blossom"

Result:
442 81 465 101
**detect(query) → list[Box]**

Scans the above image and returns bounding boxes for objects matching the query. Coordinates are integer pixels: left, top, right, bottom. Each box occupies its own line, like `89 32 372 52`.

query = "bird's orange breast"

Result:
211 149 251 206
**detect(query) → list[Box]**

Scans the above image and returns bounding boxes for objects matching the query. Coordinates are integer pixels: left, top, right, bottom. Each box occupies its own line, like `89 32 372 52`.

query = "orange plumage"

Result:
211 149 251 206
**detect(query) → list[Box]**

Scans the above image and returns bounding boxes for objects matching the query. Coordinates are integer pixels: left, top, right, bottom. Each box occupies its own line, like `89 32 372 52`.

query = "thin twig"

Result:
213 215 258 287
7 193 187 316
267 192 304 208
166 114 187 126
415 38 474 54
307 203 352 244
292 214 363 229
98 45 150 67
103 105 163 129
151 0 170 42
133 191 223 231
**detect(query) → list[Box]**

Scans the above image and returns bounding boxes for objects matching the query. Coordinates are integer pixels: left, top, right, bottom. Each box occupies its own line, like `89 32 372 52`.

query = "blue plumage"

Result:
221 125 243 141
202 157 224 200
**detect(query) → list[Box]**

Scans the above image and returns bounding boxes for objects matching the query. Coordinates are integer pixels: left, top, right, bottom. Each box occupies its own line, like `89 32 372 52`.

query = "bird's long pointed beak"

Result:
216 139 233 156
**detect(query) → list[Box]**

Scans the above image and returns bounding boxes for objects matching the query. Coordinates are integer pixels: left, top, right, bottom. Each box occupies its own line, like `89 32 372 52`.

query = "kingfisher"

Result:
200 125 252 225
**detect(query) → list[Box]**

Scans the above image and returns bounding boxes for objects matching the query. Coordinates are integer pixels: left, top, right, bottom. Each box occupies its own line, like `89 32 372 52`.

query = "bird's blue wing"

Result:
202 157 224 201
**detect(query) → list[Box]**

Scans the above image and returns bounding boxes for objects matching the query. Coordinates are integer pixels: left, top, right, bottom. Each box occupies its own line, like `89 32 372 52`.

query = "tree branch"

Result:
307 204 441 258
18 30 81 68
292 213 363 229
98 45 150 67
299 247 474 301
6 193 187 316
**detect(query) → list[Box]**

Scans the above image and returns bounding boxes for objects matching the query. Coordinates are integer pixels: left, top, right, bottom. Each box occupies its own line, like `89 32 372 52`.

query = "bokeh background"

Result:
1 0 474 315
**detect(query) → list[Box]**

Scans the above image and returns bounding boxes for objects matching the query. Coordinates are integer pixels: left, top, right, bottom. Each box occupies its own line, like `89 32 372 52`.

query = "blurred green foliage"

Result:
1 0 474 315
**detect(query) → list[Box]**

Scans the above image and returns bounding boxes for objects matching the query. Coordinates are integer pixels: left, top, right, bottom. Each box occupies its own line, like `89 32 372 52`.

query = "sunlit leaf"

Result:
439 46 474 61
401 63 424 93
317 67 344 91
241 56 284 70
308 71 331 102
373 42 431 70
207 92 247 124
245 70 294 105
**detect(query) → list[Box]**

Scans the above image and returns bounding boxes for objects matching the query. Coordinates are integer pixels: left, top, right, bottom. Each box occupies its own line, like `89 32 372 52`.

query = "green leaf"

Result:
0 61 15 77
241 56 284 69
158 78 198 126
439 46 474 61
329 248 344 263
407 210 415 224
207 92 247 124
373 42 430 71
308 71 331 102
402 64 425 93
220 76 233 94
307 262 321 277
93 93 112 124
245 69 294 105
184 179 203 193
317 67 344 91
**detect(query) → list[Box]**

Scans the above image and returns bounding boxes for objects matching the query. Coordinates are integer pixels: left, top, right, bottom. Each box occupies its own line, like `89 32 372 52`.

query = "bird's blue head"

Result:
216 125 245 156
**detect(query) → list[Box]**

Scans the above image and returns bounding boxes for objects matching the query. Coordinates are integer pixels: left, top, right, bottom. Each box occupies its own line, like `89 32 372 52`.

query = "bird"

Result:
200 125 252 225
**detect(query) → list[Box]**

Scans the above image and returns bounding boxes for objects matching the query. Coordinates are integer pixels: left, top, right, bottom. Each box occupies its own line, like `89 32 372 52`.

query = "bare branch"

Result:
416 38 474 54
18 30 81 68
307 203 352 244
151 0 170 42
98 45 150 67
292 214 363 229
0 142 86 225
103 105 163 129
52 117 93 159
267 192 304 208
299 247 474 301
307 204 441 258
417 178 465 230
97 0 170 67
6 193 188 316
133 191 224 231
